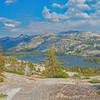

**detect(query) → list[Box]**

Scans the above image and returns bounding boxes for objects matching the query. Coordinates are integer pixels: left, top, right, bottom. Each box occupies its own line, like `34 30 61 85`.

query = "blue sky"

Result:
0 0 100 37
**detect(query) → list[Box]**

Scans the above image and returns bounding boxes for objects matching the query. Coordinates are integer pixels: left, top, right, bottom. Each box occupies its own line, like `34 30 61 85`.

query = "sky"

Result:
0 0 100 37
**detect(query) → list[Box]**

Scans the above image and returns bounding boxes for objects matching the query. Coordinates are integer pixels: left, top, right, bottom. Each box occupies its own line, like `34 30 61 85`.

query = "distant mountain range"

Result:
1 31 100 56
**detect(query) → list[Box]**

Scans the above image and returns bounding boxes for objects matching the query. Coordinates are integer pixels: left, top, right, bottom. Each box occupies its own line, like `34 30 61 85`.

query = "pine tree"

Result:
44 45 69 78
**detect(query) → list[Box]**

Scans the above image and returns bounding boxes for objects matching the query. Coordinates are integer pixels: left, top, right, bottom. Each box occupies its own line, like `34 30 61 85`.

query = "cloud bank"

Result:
5 0 16 4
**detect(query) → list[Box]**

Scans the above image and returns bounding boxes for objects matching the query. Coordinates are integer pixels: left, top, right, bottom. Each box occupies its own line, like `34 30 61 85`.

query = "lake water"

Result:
17 55 100 67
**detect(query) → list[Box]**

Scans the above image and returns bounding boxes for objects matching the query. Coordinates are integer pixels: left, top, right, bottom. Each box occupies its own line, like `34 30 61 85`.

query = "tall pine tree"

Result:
43 45 69 78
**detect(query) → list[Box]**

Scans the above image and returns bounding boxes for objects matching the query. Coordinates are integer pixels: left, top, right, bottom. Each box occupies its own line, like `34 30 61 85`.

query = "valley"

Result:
1 0 100 99
0 32 100 100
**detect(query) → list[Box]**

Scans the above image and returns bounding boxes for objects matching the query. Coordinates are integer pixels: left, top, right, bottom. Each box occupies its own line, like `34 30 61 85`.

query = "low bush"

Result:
89 79 100 83
98 90 100 95
0 73 6 78
84 75 90 79
97 85 100 89
2 68 23 75
0 94 8 98
53 71 69 78
0 77 4 82
74 74 81 78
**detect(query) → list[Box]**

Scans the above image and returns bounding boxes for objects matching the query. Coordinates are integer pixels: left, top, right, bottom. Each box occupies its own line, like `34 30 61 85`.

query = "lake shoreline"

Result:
14 54 100 67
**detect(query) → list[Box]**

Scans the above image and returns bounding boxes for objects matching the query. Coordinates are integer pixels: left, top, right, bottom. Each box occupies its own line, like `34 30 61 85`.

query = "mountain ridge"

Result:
1 31 100 56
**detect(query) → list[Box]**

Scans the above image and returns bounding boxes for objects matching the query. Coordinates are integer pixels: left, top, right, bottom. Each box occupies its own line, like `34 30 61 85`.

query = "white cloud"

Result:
89 1 100 19
52 3 64 9
77 4 90 9
87 20 100 26
4 23 16 27
10 19 100 35
65 0 90 18
11 21 79 33
65 7 90 18
0 17 20 27
68 9 90 18
52 0 90 9
11 0 100 35
5 0 15 4
1 0 100 37
66 0 86 7
43 0 91 22
43 7 69 22
75 12 90 18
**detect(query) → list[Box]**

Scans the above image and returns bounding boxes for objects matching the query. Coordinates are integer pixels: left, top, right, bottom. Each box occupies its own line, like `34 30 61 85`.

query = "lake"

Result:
16 55 100 67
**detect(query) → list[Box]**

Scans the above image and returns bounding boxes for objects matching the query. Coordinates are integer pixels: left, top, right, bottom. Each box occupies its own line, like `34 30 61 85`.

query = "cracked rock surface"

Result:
0 72 100 100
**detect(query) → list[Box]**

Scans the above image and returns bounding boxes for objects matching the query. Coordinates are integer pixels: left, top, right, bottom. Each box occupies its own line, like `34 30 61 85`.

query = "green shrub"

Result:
2 68 23 75
0 73 6 78
97 85 100 89
89 79 100 83
53 71 69 78
0 78 4 82
84 75 90 79
98 90 100 95
0 94 8 98
74 74 81 78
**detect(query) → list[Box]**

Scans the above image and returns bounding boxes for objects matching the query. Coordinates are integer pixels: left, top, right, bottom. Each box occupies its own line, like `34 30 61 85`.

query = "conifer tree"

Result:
44 45 69 78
